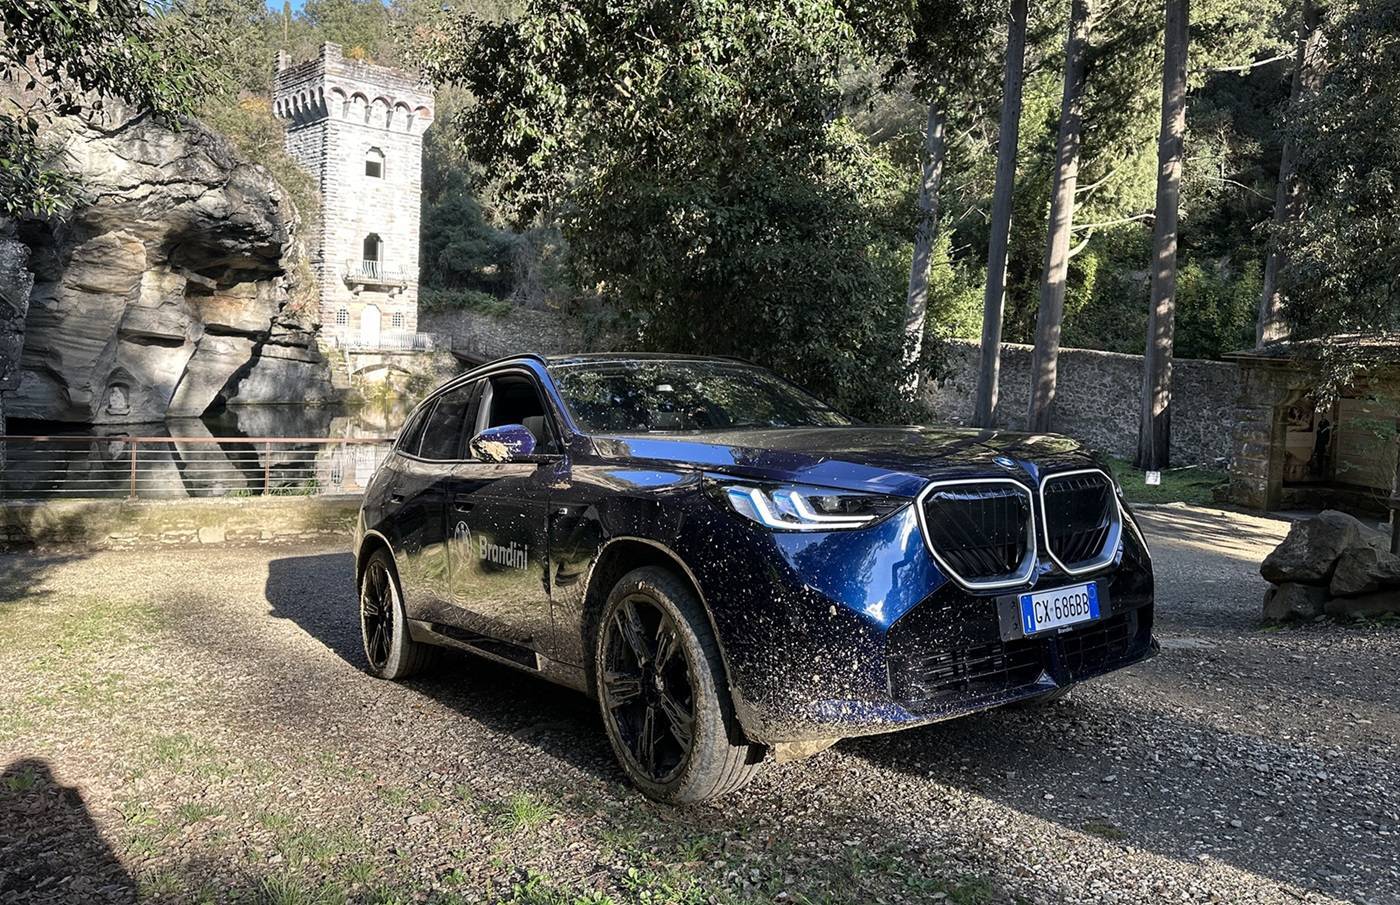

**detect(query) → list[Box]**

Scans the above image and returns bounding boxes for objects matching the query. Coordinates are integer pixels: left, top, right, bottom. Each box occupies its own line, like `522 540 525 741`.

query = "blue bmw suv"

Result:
354 354 1156 802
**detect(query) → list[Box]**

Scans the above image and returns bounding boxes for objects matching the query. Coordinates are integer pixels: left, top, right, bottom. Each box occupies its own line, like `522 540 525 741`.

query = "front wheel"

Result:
594 567 763 803
359 548 436 680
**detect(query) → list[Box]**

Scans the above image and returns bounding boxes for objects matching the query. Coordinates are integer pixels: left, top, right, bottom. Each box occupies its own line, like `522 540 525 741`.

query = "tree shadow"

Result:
0 550 82 604
0 758 134 903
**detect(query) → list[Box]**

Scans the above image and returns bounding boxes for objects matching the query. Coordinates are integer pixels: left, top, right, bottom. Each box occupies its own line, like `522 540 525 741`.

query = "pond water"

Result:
1 402 415 500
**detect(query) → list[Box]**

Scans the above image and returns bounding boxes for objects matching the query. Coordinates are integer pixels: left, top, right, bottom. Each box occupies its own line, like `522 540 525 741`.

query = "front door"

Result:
360 303 381 348
445 371 558 652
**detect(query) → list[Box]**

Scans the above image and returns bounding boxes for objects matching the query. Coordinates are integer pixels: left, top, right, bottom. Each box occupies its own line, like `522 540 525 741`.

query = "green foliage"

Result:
1 0 216 217
420 287 515 317
422 0 921 419
1281 0 1400 347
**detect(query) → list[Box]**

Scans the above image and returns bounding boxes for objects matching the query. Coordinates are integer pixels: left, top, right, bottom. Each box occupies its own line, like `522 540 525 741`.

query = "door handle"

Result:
388 492 405 504
452 494 475 508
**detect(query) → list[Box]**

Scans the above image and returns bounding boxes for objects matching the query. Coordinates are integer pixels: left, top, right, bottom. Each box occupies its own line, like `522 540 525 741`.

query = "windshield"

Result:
549 360 852 433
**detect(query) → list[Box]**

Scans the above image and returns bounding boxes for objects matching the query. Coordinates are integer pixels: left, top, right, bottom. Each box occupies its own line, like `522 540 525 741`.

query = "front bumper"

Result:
684 504 1156 745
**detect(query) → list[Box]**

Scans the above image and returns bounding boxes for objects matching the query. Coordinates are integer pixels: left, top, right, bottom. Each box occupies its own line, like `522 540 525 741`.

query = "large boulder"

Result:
1259 510 1365 584
5 106 332 424
1262 582 1329 621
1260 511 1400 621
1330 544 1400 597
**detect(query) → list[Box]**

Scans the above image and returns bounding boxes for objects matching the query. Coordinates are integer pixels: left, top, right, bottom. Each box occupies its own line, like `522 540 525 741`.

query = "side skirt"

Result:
405 619 589 693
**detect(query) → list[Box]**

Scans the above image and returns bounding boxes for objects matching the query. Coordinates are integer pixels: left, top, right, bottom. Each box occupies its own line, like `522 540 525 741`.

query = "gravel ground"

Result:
1 504 1397 905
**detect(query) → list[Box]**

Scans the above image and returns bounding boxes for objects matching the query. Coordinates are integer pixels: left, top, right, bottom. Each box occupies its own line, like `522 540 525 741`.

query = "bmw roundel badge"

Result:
993 455 1018 470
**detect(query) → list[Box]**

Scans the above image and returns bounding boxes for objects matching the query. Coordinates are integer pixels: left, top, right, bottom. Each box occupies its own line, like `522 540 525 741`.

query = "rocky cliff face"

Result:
3 107 334 425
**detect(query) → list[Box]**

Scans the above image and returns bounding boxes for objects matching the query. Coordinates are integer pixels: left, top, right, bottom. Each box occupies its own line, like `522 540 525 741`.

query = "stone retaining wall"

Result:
923 340 1240 466
0 496 360 550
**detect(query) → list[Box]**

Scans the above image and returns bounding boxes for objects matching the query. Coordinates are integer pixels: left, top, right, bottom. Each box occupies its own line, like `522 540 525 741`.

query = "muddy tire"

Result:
594 566 764 803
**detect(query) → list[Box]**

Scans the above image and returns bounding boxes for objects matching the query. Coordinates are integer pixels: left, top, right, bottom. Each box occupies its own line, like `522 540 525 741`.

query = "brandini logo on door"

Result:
479 536 529 570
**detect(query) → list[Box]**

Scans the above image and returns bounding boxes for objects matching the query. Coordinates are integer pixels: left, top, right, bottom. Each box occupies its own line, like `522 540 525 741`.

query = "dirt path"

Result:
1 505 1396 904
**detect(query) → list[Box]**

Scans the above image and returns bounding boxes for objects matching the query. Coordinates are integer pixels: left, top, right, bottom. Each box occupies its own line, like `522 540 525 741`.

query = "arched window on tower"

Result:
335 307 349 327
361 234 383 281
364 147 384 179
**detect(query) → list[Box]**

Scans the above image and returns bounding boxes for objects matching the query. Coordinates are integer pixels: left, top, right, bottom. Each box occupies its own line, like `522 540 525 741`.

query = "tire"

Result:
594 566 764 803
359 548 436 680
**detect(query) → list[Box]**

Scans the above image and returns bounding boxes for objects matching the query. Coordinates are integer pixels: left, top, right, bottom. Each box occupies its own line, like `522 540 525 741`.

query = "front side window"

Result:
474 373 557 454
550 360 850 434
417 384 476 460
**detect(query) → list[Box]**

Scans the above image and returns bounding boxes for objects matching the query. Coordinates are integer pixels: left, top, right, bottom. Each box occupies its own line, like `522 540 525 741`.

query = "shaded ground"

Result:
1 505 1397 904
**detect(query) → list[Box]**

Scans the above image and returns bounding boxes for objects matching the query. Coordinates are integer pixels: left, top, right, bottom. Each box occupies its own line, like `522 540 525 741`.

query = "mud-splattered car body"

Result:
355 353 1156 752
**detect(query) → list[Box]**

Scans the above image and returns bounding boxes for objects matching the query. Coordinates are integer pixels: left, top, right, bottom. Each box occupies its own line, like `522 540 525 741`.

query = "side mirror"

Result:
469 424 537 463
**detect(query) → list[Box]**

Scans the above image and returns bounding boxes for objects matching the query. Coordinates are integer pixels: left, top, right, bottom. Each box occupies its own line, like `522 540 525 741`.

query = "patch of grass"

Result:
510 871 618 905
253 873 344 905
3 767 40 793
176 801 223 824
149 732 210 766
376 785 411 807
1109 457 1227 506
674 834 720 863
279 827 359 866
343 859 378 887
257 810 295 833
499 792 555 832
1081 819 1127 841
137 868 182 898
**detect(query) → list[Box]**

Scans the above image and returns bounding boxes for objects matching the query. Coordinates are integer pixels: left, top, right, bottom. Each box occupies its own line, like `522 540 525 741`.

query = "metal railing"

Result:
343 259 407 286
322 330 445 353
0 435 394 501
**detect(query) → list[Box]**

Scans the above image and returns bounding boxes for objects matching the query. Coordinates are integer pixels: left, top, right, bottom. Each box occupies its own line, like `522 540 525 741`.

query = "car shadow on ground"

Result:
0 758 134 901
263 551 619 784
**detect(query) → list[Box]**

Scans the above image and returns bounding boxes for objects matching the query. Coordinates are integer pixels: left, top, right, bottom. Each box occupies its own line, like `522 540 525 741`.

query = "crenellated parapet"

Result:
273 44 434 133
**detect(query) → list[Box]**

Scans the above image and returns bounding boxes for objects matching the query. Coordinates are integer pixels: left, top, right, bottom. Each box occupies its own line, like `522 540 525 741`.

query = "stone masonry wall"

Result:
924 340 1240 467
0 496 360 550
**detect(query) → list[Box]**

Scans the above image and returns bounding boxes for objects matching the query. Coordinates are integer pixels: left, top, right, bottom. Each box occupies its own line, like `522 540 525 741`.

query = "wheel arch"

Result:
355 529 396 589
581 537 740 726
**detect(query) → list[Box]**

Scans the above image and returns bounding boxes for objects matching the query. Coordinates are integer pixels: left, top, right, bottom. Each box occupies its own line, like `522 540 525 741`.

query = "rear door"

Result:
445 370 559 652
394 383 477 626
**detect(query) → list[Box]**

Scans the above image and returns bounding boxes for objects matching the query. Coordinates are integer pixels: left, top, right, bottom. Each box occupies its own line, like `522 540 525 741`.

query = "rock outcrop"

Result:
4 106 334 424
0 228 36 454
1261 510 1400 620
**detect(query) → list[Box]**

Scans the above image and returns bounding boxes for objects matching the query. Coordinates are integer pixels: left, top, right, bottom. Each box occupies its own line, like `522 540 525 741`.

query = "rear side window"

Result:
417 385 475 460
395 402 433 455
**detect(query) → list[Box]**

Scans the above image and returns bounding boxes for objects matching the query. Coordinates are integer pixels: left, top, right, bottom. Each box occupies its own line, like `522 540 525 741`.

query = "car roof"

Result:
543 352 754 367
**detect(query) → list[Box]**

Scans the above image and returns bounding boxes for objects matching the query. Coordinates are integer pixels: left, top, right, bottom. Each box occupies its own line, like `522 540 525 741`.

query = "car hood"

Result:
588 425 1102 497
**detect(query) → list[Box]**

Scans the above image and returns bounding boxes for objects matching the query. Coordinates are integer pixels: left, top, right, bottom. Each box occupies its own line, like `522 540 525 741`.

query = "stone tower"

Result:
273 44 433 347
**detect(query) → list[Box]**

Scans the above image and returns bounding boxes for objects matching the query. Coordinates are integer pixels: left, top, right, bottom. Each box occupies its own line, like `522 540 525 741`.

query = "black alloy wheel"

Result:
360 558 396 671
600 595 697 783
594 566 764 803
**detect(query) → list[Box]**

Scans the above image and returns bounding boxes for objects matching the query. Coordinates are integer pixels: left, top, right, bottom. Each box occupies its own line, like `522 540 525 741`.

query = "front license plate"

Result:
1019 582 1100 636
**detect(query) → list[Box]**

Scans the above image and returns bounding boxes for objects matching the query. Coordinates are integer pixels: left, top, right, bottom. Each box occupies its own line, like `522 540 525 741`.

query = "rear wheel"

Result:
595 566 763 803
359 548 435 680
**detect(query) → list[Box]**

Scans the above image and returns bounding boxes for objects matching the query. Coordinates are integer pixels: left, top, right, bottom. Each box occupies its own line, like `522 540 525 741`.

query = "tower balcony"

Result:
343 259 408 291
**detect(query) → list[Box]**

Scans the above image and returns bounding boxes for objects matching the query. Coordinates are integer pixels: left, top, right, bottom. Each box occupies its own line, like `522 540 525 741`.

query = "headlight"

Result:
711 480 907 531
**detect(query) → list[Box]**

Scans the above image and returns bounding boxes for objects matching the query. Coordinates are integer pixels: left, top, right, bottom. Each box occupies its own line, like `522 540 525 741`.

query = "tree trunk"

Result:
1256 0 1324 347
973 0 1029 428
1136 0 1189 472
1027 0 1092 433
900 98 949 399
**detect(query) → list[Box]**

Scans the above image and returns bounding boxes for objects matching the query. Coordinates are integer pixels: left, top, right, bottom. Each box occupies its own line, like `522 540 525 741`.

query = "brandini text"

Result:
479 537 529 570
